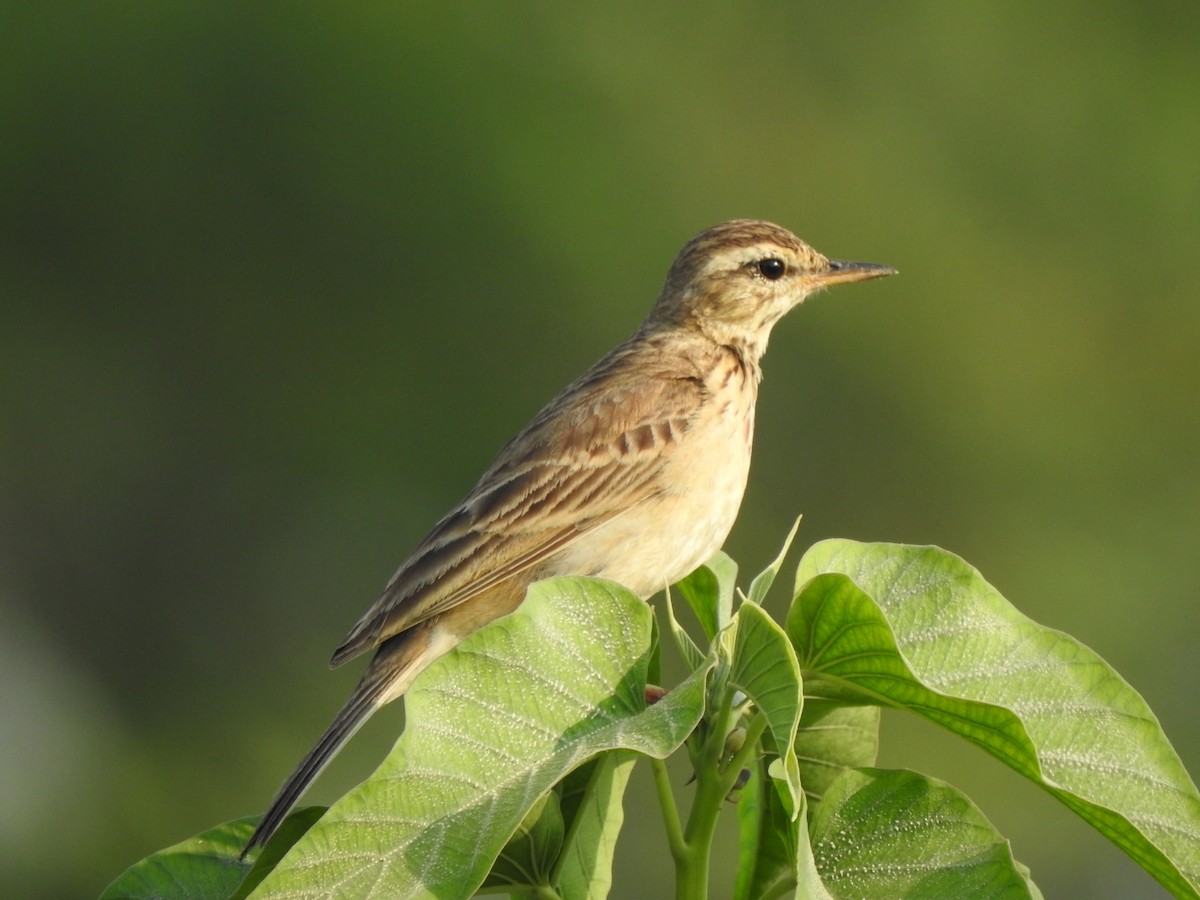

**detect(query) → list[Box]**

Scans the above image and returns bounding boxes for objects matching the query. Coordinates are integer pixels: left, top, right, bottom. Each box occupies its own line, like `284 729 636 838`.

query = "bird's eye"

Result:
756 257 786 280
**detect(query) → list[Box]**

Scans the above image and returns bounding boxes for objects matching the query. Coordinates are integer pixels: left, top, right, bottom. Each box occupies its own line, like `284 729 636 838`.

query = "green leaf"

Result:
664 584 707 673
745 516 802 607
729 602 803 817
232 808 326 899
736 703 877 899
675 552 738 642
792 540 1200 899
251 576 712 899
554 751 637 900
734 758 799 900
809 768 1037 898
480 790 564 892
101 816 257 900
794 702 879 805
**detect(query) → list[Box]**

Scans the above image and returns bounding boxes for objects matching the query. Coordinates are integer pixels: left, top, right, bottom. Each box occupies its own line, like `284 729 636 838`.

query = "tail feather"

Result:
240 680 381 858
242 615 465 857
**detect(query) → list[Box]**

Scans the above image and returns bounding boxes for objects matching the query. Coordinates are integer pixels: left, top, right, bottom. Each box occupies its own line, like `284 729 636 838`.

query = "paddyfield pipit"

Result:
244 219 895 853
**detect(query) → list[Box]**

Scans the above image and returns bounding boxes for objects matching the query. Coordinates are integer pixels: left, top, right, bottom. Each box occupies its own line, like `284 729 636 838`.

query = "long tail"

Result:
240 631 435 857
241 677 381 857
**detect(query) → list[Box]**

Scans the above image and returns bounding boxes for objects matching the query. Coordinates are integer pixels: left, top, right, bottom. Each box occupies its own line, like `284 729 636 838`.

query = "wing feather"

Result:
330 338 714 666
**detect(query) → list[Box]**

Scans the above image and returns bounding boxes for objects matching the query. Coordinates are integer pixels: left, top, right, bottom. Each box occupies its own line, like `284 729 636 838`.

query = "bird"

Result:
242 219 895 854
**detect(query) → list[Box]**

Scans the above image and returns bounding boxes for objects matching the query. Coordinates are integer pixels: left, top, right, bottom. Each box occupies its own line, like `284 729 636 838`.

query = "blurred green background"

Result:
3 3 1198 897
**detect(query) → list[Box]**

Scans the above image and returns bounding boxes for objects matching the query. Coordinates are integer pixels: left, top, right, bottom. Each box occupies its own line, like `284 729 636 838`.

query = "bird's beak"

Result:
813 259 898 287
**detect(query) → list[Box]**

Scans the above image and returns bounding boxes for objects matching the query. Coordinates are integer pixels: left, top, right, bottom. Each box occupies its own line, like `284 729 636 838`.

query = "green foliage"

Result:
107 535 1200 899
254 579 710 899
808 768 1041 899
793 541 1200 896
101 816 258 900
9 9 1199 897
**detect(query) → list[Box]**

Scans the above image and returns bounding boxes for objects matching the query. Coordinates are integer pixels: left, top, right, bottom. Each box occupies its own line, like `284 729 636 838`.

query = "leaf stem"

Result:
650 755 687 859
670 692 771 899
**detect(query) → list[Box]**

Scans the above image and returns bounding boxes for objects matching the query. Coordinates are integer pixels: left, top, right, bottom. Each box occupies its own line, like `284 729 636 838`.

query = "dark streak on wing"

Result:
329 336 716 668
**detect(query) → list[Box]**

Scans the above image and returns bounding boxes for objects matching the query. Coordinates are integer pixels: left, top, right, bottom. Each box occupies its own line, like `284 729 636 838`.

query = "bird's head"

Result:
648 219 895 361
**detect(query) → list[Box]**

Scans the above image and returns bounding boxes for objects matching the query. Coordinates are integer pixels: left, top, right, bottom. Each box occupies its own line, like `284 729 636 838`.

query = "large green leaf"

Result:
553 751 637 900
103 809 327 900
791 540 1200 899
251 576 712 899
808 768 1037 898
100 816 258 900
793 701 879 805
728 602 803 816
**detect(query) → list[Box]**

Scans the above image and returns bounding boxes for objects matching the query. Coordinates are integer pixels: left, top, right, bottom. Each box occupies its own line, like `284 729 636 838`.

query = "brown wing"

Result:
329 339 710 666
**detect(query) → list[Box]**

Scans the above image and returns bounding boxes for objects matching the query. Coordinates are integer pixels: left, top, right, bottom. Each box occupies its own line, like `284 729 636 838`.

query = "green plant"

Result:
105 528 1200 899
